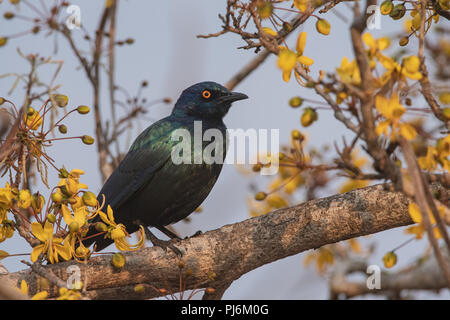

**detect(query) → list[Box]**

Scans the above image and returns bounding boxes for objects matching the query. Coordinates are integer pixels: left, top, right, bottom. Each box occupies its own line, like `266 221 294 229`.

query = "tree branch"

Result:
2 183 448 300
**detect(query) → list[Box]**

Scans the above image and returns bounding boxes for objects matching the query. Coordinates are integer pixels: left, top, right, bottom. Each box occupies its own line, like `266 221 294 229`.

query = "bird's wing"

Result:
98 118 179 210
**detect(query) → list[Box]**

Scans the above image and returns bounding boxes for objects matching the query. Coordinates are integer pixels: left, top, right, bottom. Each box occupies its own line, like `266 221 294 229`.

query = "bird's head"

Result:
172 81 248 119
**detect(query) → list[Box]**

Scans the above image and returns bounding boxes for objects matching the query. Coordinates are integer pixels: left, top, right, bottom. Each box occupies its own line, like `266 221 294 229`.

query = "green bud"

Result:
81 135 95 145
82 191 97 207
289 96 303 108
95 222 108 233
282 22 292 33
54 94 68 107
112 253 126 268
31 193 45 213
301 107 318 127
69 221 80 233
77 105 90 114
58 167 69 178
51 192 63 203
291 129 304 140
47 213 56 224
380 0 394 15
58 124 67 134
390 4 406 20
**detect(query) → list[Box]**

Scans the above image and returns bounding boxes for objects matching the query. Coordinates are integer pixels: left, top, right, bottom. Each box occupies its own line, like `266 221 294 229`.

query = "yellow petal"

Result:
261 27 277 37
61 204 74 225
31 222 47 242
32 291 48 300
282 70 292 82
362 33 375 48
296 32 307 55
378 37 390 51
298 55 314 66
399 123 417 140
408 202 422 223
277 49 297 72
31 244 45 262
20 280 29 295
107 205 115 224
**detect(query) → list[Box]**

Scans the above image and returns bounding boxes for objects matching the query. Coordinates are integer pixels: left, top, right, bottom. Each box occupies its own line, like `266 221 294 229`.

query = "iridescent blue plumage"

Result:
83 81 248 251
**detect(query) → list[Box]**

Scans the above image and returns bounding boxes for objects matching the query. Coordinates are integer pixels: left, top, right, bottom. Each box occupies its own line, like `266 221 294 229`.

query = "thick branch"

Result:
1 183 447 300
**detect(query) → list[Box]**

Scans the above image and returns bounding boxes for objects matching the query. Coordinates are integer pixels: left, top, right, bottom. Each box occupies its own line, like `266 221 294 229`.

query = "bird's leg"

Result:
156 226 181 240
145 226 182 256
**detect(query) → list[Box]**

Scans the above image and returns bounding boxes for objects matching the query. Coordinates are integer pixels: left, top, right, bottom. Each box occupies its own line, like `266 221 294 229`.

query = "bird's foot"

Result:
144 227 182 256
189 230 203 238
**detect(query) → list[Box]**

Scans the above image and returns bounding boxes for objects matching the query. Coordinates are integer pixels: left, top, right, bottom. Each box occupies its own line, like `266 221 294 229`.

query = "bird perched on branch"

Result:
82 81 248 252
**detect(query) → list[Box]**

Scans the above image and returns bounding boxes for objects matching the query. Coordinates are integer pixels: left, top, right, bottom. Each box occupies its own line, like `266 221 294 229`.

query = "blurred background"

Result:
0 0 448 299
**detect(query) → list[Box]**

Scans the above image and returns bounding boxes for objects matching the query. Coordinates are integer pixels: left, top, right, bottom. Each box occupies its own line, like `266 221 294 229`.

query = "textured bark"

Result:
0 183 446 299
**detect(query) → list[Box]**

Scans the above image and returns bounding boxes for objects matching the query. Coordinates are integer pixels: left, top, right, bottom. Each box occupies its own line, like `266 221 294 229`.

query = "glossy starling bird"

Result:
83 81 248 252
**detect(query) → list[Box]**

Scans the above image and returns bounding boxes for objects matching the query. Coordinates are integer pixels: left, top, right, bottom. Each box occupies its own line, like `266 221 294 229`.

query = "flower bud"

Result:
82 191 97 207
315 19 330 35
0 97 4 105
289 96 303 108
93 223 107 234
252 163 262 172
47 213 56 224
54 94 68 107
257 1 273 19
382 251 397 268
69 221 80 233
111 253 126 268
390 4 406 20
399 37 409 47
291 129 304 140
380 0 393 15
58 124 67 134
4 12 15 19
443 108 450 120
282 22 292 33
254 192 267 201
31 193 45 213
301 107 318 127
51 191 64 203
81 135 95 145
125 38 135 44
77 105 90 114
0 37 8 47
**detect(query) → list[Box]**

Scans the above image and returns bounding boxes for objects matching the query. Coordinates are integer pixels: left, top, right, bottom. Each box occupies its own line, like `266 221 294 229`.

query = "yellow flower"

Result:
0 183 15 210
58 169 88 196
20 280 48 300
18 190 32 209
378 55 422 85
261 27 277 37
405 202 443 239
62 204 88 230
339 179 368 194
277 32 314 82
375 92 417 141
31 221 72 263
294 0 309 12
57 287 81 300
23 107 42 130
304 246 334 274
382 251 397 268
336 57 361 85
98 205 145 251
0 219 14 243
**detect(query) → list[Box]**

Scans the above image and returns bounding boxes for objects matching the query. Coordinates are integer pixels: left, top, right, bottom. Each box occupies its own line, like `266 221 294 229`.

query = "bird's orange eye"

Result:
202 90 211 99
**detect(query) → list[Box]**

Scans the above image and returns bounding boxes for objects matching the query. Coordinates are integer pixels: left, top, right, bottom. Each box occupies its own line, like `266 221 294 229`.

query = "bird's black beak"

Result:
219 91 248 104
